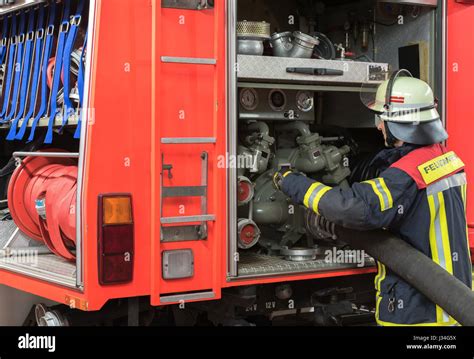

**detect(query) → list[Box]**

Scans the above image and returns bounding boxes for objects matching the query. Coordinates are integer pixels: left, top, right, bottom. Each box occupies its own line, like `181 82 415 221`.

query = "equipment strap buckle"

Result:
59 21 69 33
71 15 81 26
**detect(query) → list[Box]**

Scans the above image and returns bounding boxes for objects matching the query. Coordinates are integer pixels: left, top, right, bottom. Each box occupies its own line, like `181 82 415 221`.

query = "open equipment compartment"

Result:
227 0 442 280
0 0 92 289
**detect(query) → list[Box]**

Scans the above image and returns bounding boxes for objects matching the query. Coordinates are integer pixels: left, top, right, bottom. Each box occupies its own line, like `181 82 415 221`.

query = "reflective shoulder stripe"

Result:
418 151 465 186
303 182 331 215
362 178 393 212
426 172 467 196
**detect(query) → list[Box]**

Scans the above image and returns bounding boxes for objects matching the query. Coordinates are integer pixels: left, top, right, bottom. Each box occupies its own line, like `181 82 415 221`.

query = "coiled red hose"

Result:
8 151 78 261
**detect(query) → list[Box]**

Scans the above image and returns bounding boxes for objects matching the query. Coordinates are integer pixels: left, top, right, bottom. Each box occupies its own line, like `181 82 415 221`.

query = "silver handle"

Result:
161 137 216 145
161 0 214 11
161 56 217 65
161 215 216 225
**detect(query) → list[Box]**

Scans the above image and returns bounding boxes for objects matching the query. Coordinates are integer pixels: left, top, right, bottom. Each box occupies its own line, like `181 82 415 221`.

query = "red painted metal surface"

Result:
447 0 474 251
8 152 77 260
152 0 227 304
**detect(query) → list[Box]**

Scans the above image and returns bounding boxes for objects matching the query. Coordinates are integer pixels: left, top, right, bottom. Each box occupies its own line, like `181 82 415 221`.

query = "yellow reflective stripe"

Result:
376 317 458 327
303 182 332 215
374 261 381 291
378 178 394 209
363 178 393 212
428 195 441 265
303 183 322 208
428 192 454 325
460 184 472 268
418 151 465 185
463 184 467 209
374 261 385 291
428 194 445 324
438 192 454 275
374 263 386 323
363 180 385 211
311 186 332 215
283 171 292 178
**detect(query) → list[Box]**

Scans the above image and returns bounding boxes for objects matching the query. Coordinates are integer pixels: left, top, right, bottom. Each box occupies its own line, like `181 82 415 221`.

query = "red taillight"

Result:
98 194 134 285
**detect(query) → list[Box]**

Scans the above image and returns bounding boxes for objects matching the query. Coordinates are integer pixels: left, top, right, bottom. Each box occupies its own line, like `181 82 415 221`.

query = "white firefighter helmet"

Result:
361 69 448 145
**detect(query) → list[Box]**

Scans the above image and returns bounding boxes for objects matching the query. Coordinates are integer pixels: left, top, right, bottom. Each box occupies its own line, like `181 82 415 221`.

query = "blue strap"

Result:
74 31 87 139
45 0 71 144
7 9 37 140
15 5 45 140
0 15 18 121
0 17 9 65
62 0 84 128
28 1 57 142
4 11 27 123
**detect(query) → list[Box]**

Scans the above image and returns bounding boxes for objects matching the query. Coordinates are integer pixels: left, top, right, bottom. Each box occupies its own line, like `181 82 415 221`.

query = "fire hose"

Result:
8 151 78 261
307 212 474 326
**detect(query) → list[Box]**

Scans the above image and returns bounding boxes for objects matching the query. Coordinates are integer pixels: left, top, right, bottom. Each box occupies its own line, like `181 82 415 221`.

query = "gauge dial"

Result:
296 91 314 112
269 89 287 112
240 88 259 111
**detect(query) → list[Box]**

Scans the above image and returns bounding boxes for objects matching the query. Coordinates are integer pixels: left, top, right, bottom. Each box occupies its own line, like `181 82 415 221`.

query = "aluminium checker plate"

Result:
237 55 389 85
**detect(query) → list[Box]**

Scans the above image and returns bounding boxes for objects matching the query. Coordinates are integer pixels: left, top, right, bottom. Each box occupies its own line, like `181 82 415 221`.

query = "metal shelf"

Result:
0 114 79 130
237 252 376 279
237 55 389 92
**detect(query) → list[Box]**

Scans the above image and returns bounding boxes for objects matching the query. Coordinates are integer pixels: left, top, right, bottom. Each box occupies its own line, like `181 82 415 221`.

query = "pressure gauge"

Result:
240 88 259 111
296 91 314 112
269 89 287 112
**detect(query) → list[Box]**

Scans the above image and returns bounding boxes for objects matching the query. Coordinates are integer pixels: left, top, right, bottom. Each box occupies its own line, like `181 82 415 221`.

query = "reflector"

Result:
103 196 133 225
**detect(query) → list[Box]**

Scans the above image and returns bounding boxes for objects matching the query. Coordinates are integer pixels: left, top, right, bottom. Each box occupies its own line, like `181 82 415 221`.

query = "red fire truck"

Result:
0 0 472 326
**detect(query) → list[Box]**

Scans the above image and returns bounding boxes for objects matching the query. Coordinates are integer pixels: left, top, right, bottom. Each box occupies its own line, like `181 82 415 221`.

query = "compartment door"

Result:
447 0 474 251
151 0 227 305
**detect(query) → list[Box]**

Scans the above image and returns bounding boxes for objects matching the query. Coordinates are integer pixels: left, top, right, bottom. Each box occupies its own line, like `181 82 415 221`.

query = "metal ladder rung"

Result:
162 186 207 198
161 215 216 225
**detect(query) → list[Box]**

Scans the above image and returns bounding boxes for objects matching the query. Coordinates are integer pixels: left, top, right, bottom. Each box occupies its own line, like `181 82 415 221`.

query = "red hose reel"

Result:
8 151 78 261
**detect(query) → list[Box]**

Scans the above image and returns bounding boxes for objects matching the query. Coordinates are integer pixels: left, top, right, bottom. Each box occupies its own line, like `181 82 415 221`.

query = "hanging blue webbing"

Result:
28 1 57 142
4 11 27 123
45 0 71 144
62 0 84 130
0 14 18 122
15 5 46 140
0 17 9 65
7 8 37 140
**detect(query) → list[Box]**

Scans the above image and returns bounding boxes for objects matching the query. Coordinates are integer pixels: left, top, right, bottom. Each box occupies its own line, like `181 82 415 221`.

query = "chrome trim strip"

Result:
13 152 80 159
227 0 238 278
160 291 215 303
75 0 98 289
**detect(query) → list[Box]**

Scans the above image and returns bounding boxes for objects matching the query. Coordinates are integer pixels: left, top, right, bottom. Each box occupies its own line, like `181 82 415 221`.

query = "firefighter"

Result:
273 70 473 326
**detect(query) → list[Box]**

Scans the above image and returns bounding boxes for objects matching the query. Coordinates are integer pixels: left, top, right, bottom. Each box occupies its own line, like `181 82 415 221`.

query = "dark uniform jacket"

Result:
281 143 473 326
